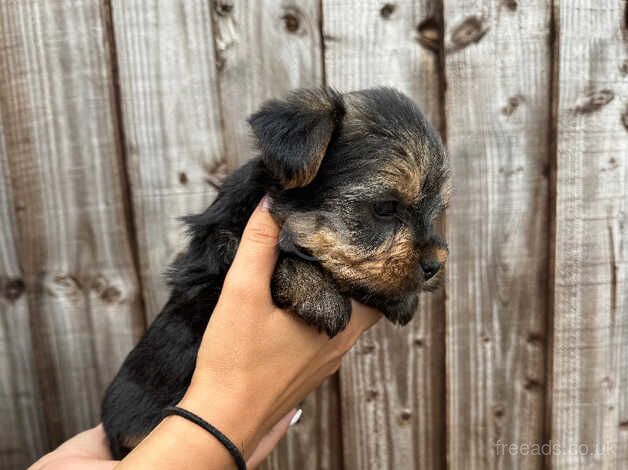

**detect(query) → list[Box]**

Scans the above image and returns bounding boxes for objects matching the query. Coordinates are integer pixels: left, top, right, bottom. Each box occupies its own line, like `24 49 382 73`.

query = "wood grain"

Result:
442 1 552 468
110 0 225 321
2 1 628 469
211 3 341 468
323 1 445 468
111 2 340 469
550 1 628 467
0 0 144 452
211 0 323 169
0 116 46 470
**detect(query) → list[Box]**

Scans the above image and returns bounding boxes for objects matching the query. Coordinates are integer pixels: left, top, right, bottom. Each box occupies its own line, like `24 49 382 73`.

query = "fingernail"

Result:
261 194 272 211
289 408 303 426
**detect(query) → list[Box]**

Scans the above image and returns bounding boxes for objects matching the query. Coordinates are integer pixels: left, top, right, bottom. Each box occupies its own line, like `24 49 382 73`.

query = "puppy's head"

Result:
249 87 451 310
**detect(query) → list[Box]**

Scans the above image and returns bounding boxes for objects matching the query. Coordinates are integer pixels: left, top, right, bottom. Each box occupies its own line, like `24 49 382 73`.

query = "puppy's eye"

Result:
372 200 398 218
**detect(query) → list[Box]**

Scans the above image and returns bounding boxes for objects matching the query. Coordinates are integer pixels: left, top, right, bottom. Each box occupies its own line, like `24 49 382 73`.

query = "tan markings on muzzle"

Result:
287 215 420 295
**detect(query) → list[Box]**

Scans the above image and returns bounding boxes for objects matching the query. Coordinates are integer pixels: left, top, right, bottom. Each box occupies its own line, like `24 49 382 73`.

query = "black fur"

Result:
102 87 450 458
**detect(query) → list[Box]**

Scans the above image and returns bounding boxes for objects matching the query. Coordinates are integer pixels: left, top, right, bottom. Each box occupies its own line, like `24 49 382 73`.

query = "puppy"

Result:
101 87 451 458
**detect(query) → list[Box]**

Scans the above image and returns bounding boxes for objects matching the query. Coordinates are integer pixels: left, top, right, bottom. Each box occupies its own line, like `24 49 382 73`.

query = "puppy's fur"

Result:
101 87 451 458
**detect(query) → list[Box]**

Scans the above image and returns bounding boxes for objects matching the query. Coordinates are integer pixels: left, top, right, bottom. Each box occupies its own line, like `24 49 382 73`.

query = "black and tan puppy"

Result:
102 87 451 458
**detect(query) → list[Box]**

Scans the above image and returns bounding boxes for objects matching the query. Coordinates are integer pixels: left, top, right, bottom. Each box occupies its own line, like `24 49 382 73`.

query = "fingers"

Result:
225 195 280 297
49 424 113 460
247 409 297 469
349 300 382 334
28 425 118 470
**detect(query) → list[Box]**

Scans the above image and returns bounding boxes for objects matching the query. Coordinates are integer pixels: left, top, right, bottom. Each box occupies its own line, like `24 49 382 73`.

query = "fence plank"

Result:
550 1 628 467
111 1 338 469
212 0 323 169
110 0 225 321
211 4 339 469
323 1 445 468
0 119 46 469
0 0 144 448
442 1 552 468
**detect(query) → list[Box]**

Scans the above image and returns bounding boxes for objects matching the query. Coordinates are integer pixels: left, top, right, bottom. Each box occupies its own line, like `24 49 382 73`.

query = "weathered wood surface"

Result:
323 1 446 468
110 2 340 469
0 0 144 453
213 0 324 169
2 1 628 469
110 0 225 321
550 1 628 468
442 1 551 468
212 3 341 469
0 120 46 470
215 3 342 468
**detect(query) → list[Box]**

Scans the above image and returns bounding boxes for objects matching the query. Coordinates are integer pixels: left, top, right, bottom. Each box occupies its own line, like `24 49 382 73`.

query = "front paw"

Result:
272 256 351 337
355 291 419 325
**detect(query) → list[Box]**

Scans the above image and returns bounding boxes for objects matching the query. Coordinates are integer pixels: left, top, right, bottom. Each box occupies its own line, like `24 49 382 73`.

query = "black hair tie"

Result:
163 405 246 470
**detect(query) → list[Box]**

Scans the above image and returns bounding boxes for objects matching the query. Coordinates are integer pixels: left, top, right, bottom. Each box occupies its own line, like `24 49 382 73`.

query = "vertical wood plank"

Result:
550 1 628 467
0 0 144 447
442 1 552 468
212 0 323 169
111 1 339 469
110 0 225 321
323 1 446 468
212 3 339 469
0 118 46 469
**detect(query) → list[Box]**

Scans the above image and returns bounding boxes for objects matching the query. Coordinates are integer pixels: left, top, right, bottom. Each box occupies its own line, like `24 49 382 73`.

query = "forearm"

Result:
116 385 261 470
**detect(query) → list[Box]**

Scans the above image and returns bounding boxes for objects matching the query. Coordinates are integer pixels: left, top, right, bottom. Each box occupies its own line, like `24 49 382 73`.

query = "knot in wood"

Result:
214 0 233 17
91 275 123 303
450 16 489 51
416 17 441 53
281 7 303 34
3 278 25 301
503 0 518 11
574 89 615 114
380 3 396 19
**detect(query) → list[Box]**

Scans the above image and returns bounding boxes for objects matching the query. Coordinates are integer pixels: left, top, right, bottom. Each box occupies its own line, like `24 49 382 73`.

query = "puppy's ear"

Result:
248 88 345 188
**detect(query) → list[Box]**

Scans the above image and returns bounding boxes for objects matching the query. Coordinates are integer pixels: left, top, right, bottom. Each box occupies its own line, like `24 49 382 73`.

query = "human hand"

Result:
114 195 380 469
29 412 301 470
27 425 116 470
178 195 381 457
32 196 380 470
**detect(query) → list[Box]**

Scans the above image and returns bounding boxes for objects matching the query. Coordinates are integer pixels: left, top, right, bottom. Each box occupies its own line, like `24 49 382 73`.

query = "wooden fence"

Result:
0 1 626 469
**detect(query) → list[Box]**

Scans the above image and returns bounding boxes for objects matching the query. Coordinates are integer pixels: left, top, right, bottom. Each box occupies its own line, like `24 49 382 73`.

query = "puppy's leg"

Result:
272 256 351 337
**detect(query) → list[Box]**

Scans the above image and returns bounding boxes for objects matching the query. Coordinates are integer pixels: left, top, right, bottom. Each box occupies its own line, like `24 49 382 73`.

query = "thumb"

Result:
226 195 280 290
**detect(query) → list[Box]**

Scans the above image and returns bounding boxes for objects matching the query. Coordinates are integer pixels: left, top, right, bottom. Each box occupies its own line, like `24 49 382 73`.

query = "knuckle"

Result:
243 223 279 247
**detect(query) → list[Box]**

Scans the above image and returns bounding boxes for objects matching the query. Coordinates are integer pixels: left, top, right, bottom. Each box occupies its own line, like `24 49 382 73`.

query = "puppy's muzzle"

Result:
417 235 448 285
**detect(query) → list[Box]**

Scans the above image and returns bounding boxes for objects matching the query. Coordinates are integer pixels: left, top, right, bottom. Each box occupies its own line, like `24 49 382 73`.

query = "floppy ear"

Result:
248 88 345 189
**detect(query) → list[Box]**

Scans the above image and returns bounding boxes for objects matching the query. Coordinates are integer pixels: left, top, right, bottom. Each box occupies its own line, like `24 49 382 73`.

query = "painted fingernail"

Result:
289 408 303 426
261 194 272 211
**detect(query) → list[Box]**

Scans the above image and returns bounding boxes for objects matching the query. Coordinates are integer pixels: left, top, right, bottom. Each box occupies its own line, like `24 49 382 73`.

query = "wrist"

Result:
178 377 268 458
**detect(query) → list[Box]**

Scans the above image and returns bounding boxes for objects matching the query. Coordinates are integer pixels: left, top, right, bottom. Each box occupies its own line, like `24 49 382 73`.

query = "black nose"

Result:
420 260 441 280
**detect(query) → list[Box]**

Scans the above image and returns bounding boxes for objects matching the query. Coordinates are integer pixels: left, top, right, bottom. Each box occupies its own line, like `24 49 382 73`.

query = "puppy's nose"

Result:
420 260 441 280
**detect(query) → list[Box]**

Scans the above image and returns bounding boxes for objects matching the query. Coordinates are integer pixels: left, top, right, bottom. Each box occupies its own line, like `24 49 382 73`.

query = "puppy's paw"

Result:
292 287 351 337
272 256 351 337
355 291 419 325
